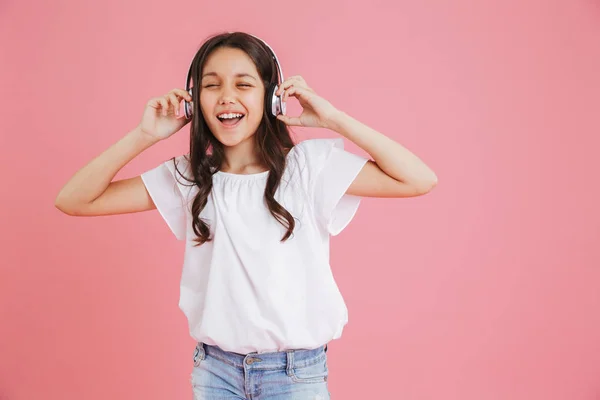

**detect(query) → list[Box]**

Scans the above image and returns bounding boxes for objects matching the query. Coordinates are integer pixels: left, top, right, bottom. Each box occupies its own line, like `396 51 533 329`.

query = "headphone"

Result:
183 33 287 120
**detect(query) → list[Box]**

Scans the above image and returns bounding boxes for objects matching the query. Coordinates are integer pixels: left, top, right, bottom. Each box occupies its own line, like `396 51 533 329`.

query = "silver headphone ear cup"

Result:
185 88 193 119
270 84 278 117
270 84 286 117
184 100 192 119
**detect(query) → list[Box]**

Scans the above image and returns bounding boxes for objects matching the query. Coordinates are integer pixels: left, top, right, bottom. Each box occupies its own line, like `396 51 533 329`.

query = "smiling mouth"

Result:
217 113 246 127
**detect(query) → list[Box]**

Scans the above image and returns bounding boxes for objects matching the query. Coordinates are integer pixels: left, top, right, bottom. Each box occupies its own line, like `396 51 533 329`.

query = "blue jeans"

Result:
191 342 331 399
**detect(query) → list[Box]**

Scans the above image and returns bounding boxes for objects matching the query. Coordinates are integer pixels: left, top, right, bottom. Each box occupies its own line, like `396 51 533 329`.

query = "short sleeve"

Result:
295 138 369 236
140 155 190 240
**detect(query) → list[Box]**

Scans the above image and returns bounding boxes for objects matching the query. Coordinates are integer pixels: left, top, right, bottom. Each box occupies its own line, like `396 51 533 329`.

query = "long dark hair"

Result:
175 31 296 246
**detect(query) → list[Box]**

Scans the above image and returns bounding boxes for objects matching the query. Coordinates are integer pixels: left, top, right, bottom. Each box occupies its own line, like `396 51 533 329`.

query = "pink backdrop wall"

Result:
1 0 599 399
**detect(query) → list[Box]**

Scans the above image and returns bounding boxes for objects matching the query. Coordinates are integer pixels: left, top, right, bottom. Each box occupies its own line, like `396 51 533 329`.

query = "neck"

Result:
221 136 267 174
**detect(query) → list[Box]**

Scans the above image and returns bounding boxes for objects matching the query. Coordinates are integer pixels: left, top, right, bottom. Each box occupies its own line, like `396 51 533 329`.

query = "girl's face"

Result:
199 47 266 148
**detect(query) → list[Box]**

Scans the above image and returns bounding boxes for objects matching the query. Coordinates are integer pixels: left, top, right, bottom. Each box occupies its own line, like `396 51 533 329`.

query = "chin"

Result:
212 129 253 148
209 121 260 148
216 136 246 147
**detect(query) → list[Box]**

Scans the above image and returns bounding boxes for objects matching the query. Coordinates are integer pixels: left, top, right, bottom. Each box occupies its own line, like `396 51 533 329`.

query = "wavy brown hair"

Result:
174 31 296 246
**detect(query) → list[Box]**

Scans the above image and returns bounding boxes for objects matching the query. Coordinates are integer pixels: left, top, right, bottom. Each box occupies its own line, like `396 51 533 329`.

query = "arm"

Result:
326 111 438 198
275 76 438 198
55 88 192 216
54 126 159 216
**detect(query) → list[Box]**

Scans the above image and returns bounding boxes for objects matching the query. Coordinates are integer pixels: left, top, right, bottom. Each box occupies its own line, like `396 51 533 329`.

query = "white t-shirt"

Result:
141 138 368 354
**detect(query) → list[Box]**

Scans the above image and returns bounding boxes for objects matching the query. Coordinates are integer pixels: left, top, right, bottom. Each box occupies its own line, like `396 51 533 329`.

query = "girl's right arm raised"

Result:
54 88 192 216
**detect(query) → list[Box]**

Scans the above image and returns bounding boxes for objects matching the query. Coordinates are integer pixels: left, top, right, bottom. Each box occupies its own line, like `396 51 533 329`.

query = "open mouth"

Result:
216 112 246 128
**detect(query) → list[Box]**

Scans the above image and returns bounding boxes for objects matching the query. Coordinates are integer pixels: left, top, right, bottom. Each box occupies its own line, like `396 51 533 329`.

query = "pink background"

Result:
1 0 600 399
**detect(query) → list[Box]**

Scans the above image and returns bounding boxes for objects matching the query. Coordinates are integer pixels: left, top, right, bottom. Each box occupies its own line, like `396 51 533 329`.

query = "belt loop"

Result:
193 342 206 367
199 343 206 360
286 350 294 377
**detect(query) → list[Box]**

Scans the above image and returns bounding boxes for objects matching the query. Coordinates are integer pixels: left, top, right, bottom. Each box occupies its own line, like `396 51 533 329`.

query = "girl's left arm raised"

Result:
276 76 438 198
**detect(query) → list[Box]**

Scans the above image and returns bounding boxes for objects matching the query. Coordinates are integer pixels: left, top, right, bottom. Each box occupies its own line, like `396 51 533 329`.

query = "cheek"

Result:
199 93 213 118
244 92 265 119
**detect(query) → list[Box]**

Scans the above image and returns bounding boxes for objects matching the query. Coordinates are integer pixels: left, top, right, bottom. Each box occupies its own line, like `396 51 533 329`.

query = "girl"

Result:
55 32 437 399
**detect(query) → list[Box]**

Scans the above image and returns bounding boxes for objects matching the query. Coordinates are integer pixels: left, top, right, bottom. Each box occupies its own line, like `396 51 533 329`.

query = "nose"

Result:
219 95 235 105
219 85 236 105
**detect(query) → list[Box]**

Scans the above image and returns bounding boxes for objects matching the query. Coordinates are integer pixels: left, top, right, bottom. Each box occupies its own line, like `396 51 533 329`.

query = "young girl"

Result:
55 31 437 399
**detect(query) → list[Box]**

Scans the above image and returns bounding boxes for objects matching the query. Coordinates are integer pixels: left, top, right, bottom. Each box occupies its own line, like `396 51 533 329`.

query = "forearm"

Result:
327 111 438 188
55 125 159 209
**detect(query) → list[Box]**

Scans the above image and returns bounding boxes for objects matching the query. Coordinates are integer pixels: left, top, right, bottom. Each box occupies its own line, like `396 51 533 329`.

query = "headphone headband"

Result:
249 34 285 85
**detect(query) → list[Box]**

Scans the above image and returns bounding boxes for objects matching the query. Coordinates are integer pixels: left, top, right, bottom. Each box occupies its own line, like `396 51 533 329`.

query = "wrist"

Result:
131 125 161 146
323 109 349 132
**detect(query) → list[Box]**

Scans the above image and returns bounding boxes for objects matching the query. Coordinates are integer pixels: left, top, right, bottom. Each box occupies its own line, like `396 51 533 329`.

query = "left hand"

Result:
275 76 340 129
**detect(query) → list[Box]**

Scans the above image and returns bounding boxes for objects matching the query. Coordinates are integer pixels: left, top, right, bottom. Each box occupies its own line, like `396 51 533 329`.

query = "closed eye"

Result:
203 84 252 88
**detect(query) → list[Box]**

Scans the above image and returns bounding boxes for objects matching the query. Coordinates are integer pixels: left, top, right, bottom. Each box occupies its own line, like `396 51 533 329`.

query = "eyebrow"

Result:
201 72 257 80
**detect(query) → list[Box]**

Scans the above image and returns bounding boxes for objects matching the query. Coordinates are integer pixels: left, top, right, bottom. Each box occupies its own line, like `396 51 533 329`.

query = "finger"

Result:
290 75 306 85
276 76 302 96
159 97 169 116
171 88 193 102
165 95 179 116
147 97 162 110
292 76 314 93
276 80 292 96
167 90 191 106
276 114 302 126
286 75 303 83
167 93 181 116
277 77 311 97
283 85 311 102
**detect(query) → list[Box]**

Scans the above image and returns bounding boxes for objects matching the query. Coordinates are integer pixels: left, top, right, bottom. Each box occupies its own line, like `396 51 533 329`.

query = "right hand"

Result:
138 88 193 141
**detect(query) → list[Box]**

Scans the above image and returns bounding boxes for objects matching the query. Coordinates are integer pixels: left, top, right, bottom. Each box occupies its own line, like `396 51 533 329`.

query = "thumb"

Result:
276 114 302 126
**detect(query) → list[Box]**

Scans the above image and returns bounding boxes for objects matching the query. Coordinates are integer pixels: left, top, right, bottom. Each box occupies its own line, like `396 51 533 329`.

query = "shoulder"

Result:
289 138 344 167
153 154 195 197
292 138 344 155
157 154 193 187
163 154 191 174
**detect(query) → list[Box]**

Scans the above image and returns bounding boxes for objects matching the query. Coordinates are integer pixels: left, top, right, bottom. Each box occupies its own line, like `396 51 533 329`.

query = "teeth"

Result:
218 113 243 119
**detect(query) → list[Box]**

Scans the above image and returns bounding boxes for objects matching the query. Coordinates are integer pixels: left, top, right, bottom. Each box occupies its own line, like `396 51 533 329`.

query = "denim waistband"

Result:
195 342 328 370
